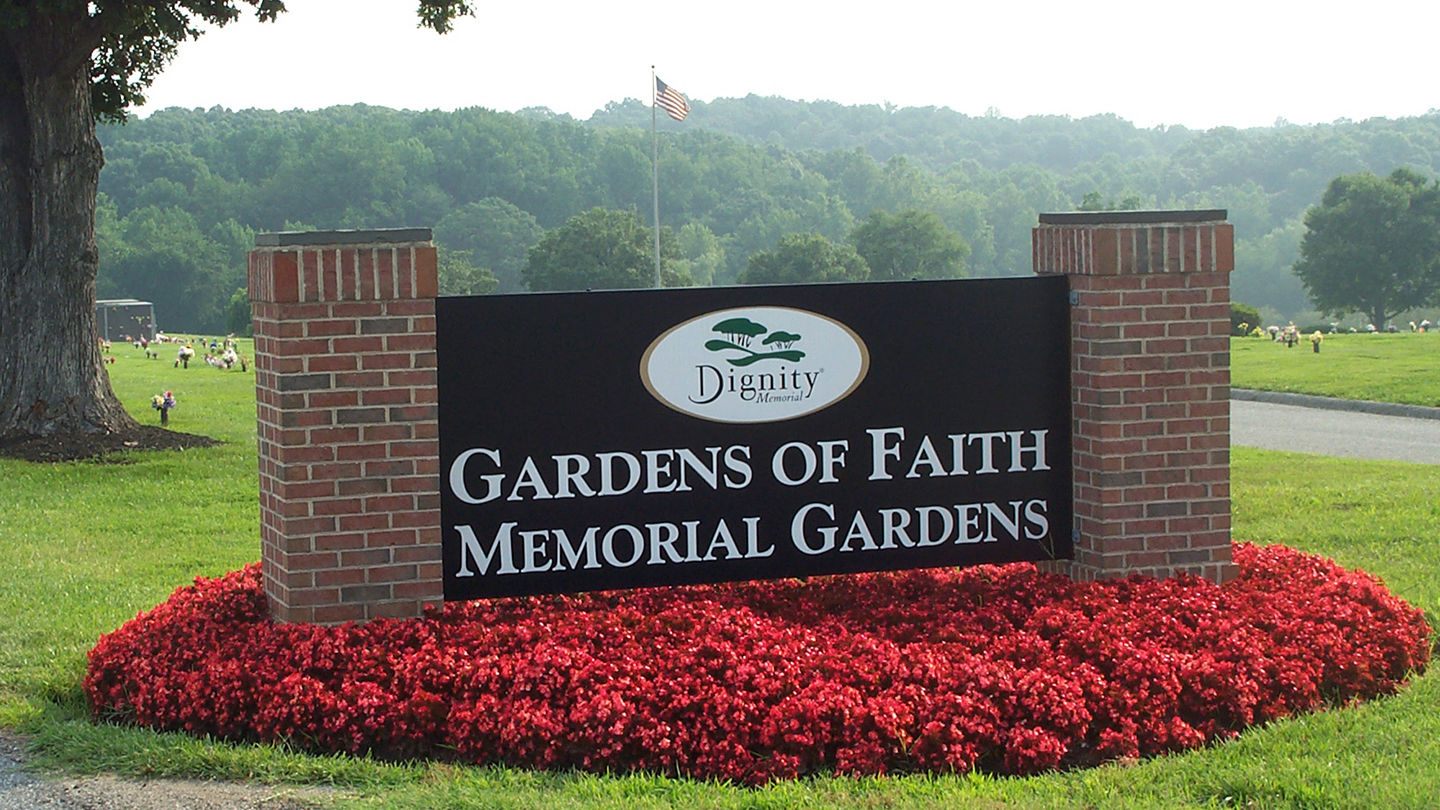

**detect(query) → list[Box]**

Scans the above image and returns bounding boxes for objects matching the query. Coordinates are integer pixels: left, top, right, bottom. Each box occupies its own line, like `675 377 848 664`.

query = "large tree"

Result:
434 197 542 294
1293 169 1440 329
522 207 690 292
849 208 969 281
738 232 870 285
0 0 469 439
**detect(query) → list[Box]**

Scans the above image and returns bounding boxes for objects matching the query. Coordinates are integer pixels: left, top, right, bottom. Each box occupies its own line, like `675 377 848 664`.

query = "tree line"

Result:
93 101 1440 334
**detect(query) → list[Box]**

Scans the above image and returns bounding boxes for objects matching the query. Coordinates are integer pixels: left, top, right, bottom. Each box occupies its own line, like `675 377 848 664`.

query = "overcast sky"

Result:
133 0 1439 130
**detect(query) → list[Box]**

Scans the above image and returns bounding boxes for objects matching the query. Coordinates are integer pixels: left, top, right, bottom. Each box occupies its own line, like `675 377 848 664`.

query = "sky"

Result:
133 0 1440 131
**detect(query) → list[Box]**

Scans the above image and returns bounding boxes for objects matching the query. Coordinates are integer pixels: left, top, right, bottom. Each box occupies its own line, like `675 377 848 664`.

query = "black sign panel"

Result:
438 277 1072 600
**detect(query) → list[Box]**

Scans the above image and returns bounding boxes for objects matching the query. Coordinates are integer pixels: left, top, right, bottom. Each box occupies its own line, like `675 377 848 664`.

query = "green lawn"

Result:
1231 332 1440 407
0 339 1437 809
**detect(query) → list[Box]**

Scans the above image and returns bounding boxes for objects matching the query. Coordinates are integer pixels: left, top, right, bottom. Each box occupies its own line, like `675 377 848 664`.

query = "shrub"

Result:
1231 302 1262 336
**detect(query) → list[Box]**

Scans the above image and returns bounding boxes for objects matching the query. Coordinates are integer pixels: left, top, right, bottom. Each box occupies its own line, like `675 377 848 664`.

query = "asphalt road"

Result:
1231 390 1440 465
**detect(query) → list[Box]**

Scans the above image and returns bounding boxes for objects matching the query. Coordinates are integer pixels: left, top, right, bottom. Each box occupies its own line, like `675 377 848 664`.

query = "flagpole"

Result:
651 66 662 288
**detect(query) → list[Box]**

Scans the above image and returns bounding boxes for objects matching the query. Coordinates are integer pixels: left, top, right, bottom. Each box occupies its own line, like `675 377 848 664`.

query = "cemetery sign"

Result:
437 277 1072 600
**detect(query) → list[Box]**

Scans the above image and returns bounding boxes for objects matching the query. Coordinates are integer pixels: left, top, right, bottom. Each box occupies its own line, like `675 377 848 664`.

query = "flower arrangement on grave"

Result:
151 390 176 425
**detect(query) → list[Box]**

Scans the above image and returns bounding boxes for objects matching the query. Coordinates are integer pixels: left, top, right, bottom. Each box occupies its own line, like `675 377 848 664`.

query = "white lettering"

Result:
791 502 836 555
448 448 504 504
867 427 905 480
454 523 518 576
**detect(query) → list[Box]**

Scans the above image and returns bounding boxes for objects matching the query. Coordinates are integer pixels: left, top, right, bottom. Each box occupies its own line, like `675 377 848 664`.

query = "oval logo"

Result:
641 306 869 423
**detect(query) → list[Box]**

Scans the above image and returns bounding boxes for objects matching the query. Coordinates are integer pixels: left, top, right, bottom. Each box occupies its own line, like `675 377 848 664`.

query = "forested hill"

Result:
94 99 1440 334
587 97 1186 173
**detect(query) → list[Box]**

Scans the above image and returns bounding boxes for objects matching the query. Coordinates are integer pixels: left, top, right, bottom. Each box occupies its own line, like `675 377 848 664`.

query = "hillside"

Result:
95 98 1440 332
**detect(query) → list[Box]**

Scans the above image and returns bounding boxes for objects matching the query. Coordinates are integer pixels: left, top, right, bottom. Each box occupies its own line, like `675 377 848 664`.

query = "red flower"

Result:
84 544 1431 784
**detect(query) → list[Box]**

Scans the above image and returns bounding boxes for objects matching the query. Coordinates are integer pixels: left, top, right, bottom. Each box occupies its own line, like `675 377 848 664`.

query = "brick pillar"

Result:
248 229 443 624
1033 211 1236 583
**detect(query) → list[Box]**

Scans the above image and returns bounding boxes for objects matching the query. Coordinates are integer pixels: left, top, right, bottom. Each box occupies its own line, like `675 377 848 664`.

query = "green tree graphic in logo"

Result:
706 318 806 366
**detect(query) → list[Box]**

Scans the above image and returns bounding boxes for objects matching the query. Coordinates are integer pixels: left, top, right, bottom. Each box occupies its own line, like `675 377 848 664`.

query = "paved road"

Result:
1231 390 1440 465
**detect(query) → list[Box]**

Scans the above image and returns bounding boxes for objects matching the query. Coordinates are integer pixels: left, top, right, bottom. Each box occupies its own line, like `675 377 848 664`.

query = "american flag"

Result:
654 76 690 122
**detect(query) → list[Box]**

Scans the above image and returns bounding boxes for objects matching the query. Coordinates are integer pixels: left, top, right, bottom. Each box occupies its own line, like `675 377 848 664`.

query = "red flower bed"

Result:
85 543 1431 784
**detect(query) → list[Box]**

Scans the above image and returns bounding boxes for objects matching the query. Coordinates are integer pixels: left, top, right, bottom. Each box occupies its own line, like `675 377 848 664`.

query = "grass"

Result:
0 338 1437 808
1230 332 1440 407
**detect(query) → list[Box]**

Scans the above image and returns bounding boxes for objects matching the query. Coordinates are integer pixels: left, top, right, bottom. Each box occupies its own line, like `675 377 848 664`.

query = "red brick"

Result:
300 249 320 301
389 440 438 458
310 390 361 408
335 371 385 388
392 581 444 600
1213 224 1235 272
312 604 367 624
391 476 439 494
365 460 415 477
271 251 300 302
387 333 436 352
376 249 395 298
388 300 435 317
332 301 385 318
1162 226 1181 270
368 600 427 619
365 495 415 513
314 533 368 552
340 549 391 567
313 498 366 516
338 248 358 300
392 508 441 527
308 355 358 373
316 567 367 586
357 249 376 299
1117 228 1135 274
362 388 415 406
336 444 390 462
281 516 338 535
332 336 386 353
278 480 336 499
395 248 412 298
363 424 414 442
288 552 338 570
414 246 439 298
273 337 332 356
387 370 435 387
338 513 391 532
368 564 419 583
362 353 414 371
307 319 359 337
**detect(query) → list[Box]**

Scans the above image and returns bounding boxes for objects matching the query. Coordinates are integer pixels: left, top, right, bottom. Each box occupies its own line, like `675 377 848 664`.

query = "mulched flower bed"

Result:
85 543 1431 784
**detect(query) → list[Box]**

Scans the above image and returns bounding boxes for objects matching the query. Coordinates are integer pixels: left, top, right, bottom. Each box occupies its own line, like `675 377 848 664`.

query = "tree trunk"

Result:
0 14 137 438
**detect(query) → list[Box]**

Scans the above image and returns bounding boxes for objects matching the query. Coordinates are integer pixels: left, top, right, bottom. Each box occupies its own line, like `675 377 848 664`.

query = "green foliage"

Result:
850 208 968 280
673 223 726 286
1076 191 1143 211
434 198 542 294
223 288 251 337
1233 217 1310 318
85 103 1440 329
436 247 498 297
1230 301 1262 335
739 232 870 285
523 207 690 291
96 205 238 333
1294 168 1440 328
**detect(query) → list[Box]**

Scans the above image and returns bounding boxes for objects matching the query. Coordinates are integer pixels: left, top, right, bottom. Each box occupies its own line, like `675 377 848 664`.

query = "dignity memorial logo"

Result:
641 306 870 423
